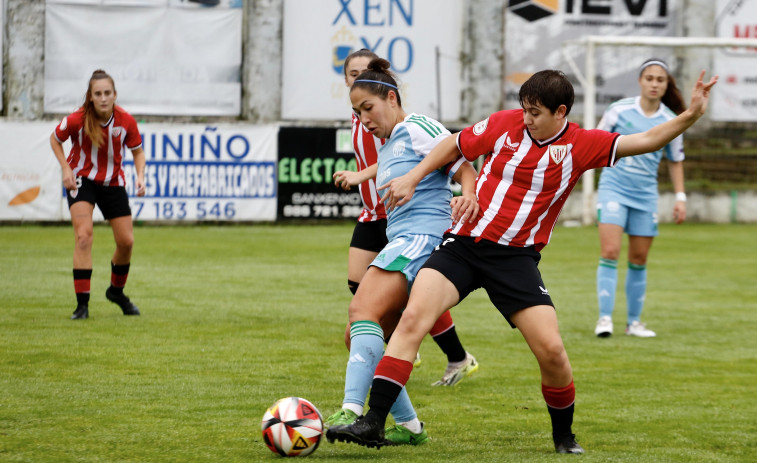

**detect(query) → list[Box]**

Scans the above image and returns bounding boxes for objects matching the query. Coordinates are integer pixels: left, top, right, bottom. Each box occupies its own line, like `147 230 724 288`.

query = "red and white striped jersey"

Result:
453 109 620 251
352 113 387 222
53 106 142 187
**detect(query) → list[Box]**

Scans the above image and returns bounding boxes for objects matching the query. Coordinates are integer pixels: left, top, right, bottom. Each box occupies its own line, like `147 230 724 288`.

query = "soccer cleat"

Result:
70 304 89 320
384 423 429 446
413 352 422 368
553 433 584 454
595 316 613 337
432 352 479 386
326 413 385 449
625 320 656 337
325 408 358 428
105 287 140 316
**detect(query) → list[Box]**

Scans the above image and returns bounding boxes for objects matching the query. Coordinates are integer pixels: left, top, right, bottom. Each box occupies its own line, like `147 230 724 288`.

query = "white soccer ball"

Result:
261 397 323 457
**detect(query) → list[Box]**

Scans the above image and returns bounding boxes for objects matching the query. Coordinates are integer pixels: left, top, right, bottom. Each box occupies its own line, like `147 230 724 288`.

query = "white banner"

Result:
281 0 464 121
712 0 757 122
44 0 242 116
0 122 66 221
0 121 278 222
505 0 679 115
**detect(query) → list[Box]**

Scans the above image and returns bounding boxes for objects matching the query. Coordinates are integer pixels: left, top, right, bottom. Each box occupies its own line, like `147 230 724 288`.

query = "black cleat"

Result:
71 304 89 320
106 287 141 316
554 433 584 454
326 413 385 449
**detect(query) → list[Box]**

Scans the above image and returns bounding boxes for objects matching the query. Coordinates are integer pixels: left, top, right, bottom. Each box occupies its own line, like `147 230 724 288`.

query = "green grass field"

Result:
1 223 755 462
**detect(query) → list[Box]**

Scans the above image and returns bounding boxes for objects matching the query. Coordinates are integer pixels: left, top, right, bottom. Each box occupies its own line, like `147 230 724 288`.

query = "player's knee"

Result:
348 279 359 295
75 231 93 251
537 341 570 371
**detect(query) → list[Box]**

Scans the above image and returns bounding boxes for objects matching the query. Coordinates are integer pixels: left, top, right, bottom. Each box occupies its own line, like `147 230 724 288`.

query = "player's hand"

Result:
378 174 417 211
689 70 718 117
672 201 686 224
61 167 77 191
333 170 361 191
136 177 146 197
450 192 479 224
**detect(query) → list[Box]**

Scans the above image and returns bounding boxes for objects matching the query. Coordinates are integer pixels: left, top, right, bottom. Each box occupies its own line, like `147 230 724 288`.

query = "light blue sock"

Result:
597 258 618 318
388 386 417 424
343 321 384 407
626 263 647 323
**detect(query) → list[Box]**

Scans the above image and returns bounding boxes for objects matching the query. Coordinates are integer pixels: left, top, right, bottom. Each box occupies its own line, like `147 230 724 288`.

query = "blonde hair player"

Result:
51 69 146 320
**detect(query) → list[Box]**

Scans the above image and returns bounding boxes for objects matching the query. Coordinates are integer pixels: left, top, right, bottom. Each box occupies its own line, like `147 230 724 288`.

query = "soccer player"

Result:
326 57 479 445
332 48 479 386
327 69 717 453
594 58 688 338
50 69 146 320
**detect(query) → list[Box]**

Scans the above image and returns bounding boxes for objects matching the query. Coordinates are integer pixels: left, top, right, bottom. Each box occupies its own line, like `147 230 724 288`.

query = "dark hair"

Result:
350 58 402 107
518 70 574 116
343 48 379 78
639 58 685 115
82 69 116 149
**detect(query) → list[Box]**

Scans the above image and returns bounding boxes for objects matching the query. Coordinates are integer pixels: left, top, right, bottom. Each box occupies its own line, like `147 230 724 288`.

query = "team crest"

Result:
112 127 122 138
331 26 358 75
472 117 489 135
549 145 568 164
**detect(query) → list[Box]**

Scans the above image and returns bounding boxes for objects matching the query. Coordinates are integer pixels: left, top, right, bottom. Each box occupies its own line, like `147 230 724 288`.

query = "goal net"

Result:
560 35 757 224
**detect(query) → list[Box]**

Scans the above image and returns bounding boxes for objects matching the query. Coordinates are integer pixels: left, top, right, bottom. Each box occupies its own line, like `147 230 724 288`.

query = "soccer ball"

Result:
261 397 323 457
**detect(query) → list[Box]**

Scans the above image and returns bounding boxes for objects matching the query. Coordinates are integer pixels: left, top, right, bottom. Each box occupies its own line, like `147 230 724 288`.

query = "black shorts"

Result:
421 233 554 328
66 177 132 220
349 219 388 253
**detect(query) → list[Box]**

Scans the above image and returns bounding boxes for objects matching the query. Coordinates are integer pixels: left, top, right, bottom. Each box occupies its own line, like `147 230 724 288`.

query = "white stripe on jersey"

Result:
500 141 550 246
470 130 531 237
525 147 574 247
74 130 86 174
104 125 116 186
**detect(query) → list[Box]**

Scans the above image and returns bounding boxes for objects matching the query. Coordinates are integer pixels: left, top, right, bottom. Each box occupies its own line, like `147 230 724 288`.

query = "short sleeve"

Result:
124 114 143 150
53 116 71 143
457 110 511 161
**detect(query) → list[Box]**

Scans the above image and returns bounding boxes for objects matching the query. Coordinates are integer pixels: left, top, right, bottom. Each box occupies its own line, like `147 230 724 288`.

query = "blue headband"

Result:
353 79 398 89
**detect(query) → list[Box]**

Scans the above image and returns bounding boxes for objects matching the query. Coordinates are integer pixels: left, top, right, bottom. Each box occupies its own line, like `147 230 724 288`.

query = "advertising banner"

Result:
44 0 242 116
123 123 278 221
277 127 363 220
281 0 464 121
0 122 66 221
505 0 679 116
0 121 277 222
712 0 757 121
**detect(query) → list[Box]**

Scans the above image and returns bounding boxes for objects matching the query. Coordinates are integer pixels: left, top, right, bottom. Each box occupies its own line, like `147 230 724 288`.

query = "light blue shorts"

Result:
370 234 442 290
597 190 658 237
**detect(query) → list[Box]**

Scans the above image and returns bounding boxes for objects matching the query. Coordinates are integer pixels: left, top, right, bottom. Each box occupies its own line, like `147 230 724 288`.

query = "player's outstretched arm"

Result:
379 134 462 210
616 71 718 159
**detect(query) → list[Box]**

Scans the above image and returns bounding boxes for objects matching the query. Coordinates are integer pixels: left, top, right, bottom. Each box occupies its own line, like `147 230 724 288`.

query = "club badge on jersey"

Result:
549 145 568 164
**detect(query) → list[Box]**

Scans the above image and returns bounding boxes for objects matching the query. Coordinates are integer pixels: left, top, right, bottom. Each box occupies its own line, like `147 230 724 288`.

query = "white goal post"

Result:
561 35 757 225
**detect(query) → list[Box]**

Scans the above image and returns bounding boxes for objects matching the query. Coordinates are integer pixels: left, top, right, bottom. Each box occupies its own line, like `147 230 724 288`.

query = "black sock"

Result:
548 403 575 436
433 327 466 363
73 269 92 306
366 377 403 424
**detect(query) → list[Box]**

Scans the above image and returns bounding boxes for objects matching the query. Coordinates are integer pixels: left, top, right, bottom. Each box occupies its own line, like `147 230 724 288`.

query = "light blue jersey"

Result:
597 96 684 210
377 113 465 241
